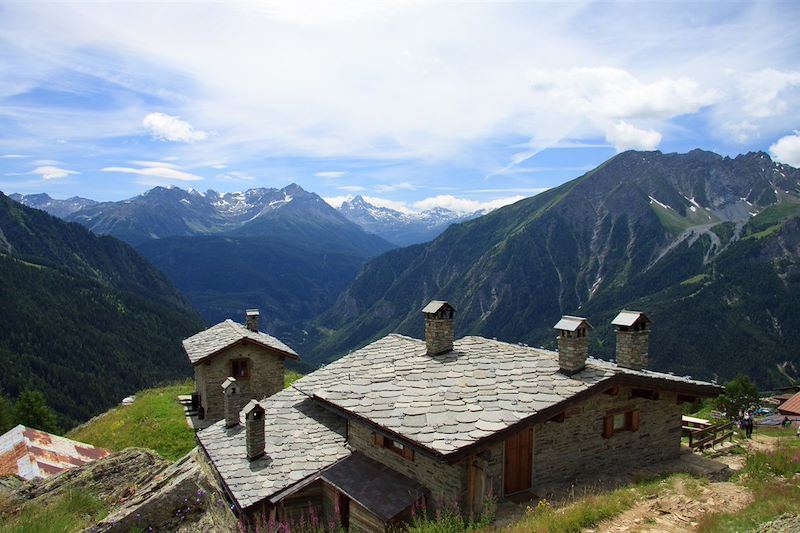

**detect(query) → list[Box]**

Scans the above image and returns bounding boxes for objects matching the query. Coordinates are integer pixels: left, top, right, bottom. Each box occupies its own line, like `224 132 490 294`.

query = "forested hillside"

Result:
310 150 800 388
0 192 206 428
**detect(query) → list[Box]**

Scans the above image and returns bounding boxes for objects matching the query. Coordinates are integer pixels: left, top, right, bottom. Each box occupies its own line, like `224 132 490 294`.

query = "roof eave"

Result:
441 373 723 463
187 337 300 366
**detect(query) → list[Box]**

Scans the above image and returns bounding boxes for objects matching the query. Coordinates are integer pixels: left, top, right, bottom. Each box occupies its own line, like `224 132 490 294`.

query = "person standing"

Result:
744 413 754 438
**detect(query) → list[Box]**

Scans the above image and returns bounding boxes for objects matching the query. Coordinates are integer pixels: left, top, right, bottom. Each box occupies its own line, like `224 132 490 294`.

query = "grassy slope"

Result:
67 372 305 462
66 380 196 461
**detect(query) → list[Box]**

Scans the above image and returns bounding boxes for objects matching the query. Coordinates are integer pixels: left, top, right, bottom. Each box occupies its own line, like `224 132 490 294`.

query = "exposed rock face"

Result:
7 448 169 508
91 448 235 533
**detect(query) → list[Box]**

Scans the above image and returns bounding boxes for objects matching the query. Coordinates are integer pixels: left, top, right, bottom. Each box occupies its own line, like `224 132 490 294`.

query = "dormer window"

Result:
231 358 250 380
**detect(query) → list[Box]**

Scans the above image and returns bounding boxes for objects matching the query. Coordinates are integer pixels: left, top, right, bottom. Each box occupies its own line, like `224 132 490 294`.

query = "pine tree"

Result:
14 389 60 434
0 389 14 433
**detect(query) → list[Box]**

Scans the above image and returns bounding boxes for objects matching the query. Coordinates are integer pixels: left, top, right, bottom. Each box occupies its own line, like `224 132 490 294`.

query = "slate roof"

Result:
182 319 298 364
0 425 110 480
321 452 424 522
294 334 721 458
196 386 349 510
777 391 800 415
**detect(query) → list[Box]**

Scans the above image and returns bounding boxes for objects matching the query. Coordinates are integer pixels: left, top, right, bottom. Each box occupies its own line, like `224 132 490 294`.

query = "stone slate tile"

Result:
293 333 717 456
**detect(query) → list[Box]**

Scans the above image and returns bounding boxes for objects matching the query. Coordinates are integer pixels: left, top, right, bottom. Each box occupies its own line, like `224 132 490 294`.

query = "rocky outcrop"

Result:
8 448 169 508
90 448 236 533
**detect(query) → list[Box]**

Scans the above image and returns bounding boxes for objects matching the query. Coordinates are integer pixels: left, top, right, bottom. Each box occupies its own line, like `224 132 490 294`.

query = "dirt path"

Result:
592 435 780 533
593 479 751 533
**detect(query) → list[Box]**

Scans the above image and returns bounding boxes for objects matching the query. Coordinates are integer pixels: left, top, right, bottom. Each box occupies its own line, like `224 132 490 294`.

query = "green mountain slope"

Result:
0 192 206 428
311 150 800 387
137 235 368 356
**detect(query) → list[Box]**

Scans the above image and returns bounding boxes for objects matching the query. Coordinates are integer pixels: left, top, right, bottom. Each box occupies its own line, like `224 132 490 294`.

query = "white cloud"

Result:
412 195 525 214
361 196 416 214
315 171 348 178
769 132 800 167
217 171 255 181
30 165 79 180
1 154 29 159
212 164 227 169
32 159 61 165
102 165 203 181
374 181 417 193
338 185 368 192
129 160 182 169
161 156 180 162
604 121 662 152
323 195 352 208
142 112 208 143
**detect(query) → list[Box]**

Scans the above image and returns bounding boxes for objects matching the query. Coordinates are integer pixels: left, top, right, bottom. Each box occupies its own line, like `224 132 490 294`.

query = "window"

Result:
230 359 250 380
374 432 415 460
602 409 640 438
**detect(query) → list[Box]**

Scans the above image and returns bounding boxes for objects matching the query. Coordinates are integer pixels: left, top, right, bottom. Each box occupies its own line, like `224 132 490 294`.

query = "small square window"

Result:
231 359 250 379
613 413 626 430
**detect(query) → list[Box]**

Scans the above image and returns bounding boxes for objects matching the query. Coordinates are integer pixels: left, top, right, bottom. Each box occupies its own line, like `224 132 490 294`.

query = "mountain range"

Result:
12 184 396 353
0 192 205 428
337 195 483 246
310 149 800 388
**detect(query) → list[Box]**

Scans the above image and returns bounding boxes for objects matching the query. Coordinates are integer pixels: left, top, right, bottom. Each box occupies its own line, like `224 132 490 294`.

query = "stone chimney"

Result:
422 300 455 356
612 310 650 370
244 400 266 461
553 315 592 375
222 377 240 428
245 309 260 332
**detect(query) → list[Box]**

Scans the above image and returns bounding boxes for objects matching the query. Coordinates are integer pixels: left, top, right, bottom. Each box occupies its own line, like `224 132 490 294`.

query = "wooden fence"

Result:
682 419 735 450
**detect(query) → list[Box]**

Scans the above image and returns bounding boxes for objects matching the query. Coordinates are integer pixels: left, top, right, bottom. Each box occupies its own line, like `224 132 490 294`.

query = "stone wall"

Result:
196 343 285 423
557 334 588 373
615 331 649 370
347 421 467 505
531 386 681 491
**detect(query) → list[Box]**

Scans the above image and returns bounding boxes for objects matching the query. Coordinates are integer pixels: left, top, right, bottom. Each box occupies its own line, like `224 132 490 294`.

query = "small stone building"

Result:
197 303 721 532
183 309 298 423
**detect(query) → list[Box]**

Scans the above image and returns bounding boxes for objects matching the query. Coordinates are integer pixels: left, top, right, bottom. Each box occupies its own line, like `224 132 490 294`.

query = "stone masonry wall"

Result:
615 331 649 370
199 344 285 423
557 335 588 373
348 421 467 505
532 386 681 491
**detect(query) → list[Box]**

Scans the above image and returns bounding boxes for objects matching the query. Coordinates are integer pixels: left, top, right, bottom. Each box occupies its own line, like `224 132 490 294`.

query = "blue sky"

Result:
1 1 799 213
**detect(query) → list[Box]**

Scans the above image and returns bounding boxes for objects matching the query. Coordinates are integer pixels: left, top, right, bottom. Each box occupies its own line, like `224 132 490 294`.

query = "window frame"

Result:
602 408 640 438
230 358 250 380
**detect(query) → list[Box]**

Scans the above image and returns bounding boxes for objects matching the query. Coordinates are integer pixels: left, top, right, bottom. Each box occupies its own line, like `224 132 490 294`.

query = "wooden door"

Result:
504 427 533 495
337 491 351 530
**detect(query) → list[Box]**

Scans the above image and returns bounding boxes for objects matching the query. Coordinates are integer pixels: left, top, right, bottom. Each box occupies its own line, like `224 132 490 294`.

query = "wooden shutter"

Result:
602 415 613 438
374 433 384 446
630 410 640 432
402 446 415 461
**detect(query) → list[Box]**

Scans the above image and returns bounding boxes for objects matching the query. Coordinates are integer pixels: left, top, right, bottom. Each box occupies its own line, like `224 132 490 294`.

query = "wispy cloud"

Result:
102 165 203 181
315 171 348 178
142 112 208 143
1 154 30 159
217 171 255 181
338 185 368 192
30 165 79 180
129 160 183 169
374 182 417 193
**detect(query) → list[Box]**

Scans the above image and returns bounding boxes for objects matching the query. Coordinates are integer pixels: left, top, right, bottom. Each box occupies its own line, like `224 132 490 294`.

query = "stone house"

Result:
183 309 298 423
196 301 721 532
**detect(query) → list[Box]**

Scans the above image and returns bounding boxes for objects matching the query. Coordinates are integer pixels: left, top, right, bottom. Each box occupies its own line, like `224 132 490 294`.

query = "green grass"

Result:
66 379 195 461
498 475 685 533
681 273 709 286
696 434 800 532
0 490 106 533
285 369 303 388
